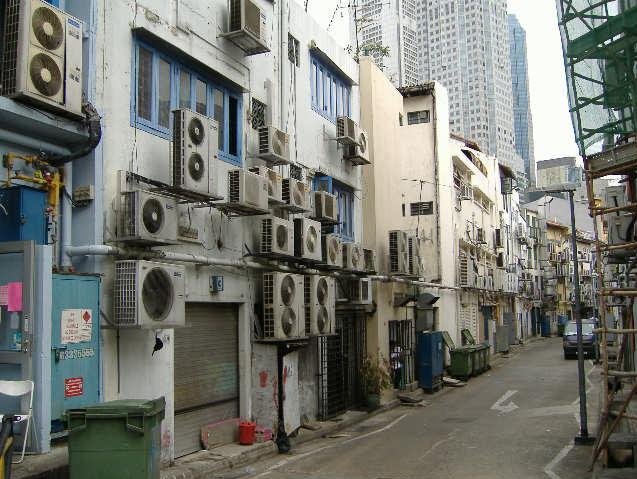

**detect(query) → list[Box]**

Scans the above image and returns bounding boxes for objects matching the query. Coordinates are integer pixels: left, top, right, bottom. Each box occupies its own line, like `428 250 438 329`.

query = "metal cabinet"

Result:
416 331 444 393
50 274 101 429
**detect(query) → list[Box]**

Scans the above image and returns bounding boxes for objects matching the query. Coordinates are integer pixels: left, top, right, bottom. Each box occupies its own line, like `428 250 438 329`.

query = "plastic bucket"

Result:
238 421 256 445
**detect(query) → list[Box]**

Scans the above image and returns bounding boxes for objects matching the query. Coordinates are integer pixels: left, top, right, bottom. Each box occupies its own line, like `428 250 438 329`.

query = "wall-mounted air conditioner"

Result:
294 217 322 262
262 272 303 339
1 0 83 117
304 275 335 336
321 233 343 269
117 190 178 245
260 216 294 258
407 235 422 277
364 248 377 274
343 242 364 272
249 166 283 203
221 0 270 55
113 260 185 328
282 177 310 212
343 129 371 165
172 108 217 195
351 278 372 305
312 191 338 223
258 126 290 165
389 230 409 275
227 169 269 212
336 116 362 146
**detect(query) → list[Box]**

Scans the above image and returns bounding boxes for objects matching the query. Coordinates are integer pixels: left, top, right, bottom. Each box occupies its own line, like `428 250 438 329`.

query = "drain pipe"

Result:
66 245 458 290
60 163 73 268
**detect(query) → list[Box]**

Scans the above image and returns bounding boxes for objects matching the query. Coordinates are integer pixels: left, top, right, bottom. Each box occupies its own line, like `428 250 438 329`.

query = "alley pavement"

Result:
235 338 599 479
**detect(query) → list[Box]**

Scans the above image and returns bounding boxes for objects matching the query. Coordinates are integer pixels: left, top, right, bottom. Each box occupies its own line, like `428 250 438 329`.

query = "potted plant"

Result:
360 354 392 410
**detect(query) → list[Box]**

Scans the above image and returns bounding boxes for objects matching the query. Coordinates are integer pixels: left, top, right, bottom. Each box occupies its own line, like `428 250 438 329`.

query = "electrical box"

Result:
51 274 101 429
0 186 48 244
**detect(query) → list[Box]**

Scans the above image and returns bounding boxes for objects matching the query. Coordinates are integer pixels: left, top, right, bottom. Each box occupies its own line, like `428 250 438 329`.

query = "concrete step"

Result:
607 432 637 449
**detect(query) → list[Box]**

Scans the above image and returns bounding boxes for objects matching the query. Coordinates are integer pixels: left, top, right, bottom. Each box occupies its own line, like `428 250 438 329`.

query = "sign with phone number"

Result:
58 348 95 360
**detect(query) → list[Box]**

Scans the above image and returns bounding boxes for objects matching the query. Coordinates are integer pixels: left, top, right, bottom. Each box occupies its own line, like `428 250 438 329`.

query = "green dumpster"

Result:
66 397 165 479
469 346 482 375
449 346 474 380
474 344 489 374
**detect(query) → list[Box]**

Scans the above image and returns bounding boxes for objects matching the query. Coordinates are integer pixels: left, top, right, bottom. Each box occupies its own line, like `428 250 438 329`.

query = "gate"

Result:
388 320 415 390
317 309 366 420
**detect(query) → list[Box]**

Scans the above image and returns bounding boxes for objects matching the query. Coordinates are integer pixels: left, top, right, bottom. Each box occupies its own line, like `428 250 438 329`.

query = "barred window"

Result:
407 110 430 124
251 98 266 130
410 202 433 216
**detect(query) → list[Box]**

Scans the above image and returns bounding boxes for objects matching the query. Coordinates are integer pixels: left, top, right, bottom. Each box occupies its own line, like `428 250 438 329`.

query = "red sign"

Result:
65 377 84 397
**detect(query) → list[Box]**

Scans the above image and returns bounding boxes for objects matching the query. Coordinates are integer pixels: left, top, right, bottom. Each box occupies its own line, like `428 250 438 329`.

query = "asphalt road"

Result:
242 337 599 479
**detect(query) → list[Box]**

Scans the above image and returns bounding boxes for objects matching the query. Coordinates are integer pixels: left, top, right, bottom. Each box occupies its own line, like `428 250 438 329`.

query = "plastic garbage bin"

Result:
475 344 490 375
66 397 165 479
449 346 474 380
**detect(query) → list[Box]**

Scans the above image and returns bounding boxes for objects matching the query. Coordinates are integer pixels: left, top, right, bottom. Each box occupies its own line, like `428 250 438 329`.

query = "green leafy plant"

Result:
360 354 392 396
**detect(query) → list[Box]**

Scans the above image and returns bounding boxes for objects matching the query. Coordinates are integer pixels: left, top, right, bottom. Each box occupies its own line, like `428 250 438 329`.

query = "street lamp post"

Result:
533 184 595 445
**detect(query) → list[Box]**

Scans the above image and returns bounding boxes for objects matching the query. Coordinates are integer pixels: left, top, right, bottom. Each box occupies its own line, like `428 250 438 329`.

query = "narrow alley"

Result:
242 338 597 479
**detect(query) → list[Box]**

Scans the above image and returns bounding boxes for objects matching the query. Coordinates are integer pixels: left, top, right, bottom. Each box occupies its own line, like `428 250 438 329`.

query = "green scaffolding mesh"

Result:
556 0 637 156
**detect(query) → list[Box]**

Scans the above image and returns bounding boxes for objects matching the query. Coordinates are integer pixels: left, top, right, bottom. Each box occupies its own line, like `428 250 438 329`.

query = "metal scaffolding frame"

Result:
557 0 637 467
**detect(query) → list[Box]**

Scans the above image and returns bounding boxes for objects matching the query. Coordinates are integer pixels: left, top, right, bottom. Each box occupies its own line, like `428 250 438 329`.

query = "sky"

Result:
294 0 580 163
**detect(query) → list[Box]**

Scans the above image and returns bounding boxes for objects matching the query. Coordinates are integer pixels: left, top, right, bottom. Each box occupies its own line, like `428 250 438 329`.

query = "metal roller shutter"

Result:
174 303 238 457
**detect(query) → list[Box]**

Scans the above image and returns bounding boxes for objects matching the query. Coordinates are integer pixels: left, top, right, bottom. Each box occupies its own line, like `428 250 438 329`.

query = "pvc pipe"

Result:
65 245 458 290
0 130 71 156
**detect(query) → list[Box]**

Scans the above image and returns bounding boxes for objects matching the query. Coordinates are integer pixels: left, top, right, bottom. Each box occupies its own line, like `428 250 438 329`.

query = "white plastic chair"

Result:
0 379 34 464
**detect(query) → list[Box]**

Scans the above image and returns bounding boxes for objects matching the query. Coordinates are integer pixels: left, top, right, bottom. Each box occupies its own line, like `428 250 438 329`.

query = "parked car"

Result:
562 319 598 359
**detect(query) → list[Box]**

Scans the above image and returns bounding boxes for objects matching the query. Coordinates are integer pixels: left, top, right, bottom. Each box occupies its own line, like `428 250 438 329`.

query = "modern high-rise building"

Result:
508 14 536 185
351 0 520 171
350 0 420 86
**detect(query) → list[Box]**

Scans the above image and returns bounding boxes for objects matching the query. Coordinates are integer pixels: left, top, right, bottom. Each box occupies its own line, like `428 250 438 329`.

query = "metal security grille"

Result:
113 261 138 325
304 276 311 334
261 218 272 253
251 98 266 129
174 303 238 457
289 164 302 181
389 230 399 273
228 0 241 32
317 309 366 420
288 33 300 66
388 320 415 390
263 273 275 338
228 170 240 203
1 0 21 95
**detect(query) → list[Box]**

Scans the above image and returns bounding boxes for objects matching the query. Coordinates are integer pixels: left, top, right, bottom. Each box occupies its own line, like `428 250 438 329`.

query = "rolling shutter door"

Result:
174 303 238 457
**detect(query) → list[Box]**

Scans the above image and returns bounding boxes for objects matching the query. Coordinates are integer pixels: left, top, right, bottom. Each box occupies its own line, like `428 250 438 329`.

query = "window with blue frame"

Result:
44 0 60 6
310 54 351 123
314 175 355 241
131 39 243 166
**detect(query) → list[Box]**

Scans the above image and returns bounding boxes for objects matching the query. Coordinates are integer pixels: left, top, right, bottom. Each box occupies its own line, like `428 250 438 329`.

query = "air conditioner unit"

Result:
172 109 217 195
321 233 343 269
221 0 270 55
117 190 178 245
259 216 294 258
1 0 83 117
294 217 322 262
364 248 377 274
343 129 371 165
262 272 303 340
336 116 361 146
258 126 290 165
351 278 372 305
282 177 310 212
389 230 409 275
343 242 364 272
227 169 269 212
407 236 422 277
249 166 283 203
304 275 335 336
113 260 185 328
312 191 338 223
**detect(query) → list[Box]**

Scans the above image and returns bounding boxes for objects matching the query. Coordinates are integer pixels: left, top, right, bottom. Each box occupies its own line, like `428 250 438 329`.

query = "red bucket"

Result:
238 421 256 445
